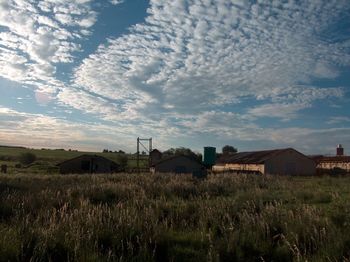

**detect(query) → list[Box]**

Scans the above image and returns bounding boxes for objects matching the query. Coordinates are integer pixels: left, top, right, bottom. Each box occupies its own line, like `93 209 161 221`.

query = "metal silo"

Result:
203 147 216 167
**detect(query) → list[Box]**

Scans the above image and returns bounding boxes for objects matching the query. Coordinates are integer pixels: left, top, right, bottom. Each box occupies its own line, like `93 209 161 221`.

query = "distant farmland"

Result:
1 173 350 261
0 146 148 174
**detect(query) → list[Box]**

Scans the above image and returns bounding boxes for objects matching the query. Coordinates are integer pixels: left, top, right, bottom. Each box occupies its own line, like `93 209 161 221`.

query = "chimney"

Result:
336 144 344 156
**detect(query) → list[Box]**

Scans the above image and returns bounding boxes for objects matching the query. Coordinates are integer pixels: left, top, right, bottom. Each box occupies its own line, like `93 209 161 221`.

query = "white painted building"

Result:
213 148 316 176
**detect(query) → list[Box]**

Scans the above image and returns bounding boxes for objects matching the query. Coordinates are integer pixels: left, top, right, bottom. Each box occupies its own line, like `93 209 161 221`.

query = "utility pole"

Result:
136 137 152 173
137 137 140 173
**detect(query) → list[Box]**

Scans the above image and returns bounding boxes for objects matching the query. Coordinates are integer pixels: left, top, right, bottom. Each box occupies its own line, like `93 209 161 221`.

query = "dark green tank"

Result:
203 147 216 167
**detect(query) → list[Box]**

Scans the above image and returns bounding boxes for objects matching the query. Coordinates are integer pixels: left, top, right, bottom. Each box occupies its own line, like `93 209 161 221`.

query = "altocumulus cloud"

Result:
72 0 350 116
0 0 97 93
1 0 350 153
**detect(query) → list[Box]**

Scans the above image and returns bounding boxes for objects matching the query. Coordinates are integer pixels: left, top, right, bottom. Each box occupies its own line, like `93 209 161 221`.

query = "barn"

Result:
311 145 350 174
213 148 316 175
313 156 350 174
150 155 207 177
150 149 163 165
57 155 120 174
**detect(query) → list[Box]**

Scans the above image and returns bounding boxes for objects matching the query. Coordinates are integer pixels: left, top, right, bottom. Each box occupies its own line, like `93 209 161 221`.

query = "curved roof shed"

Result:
57 154 120 174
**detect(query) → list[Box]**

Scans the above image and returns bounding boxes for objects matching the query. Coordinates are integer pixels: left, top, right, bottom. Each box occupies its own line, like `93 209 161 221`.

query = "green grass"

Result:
0 146 126 162
0 146 149 174
0 173 350 261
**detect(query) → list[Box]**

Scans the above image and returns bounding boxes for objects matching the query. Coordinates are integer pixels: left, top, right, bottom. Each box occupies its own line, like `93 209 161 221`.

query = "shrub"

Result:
0 155 15 161
117 155 128 170
18 152 37 165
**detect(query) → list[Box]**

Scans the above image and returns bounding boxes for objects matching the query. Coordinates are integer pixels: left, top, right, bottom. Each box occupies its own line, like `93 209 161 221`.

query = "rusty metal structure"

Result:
136 137 152 173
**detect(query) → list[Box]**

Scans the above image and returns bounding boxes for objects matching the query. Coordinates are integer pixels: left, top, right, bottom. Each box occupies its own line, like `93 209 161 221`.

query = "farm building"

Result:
313 156 350 174
150 149 162 165
150 155 206 177
213 148 316 175
57 155 120 174
311 145 350 174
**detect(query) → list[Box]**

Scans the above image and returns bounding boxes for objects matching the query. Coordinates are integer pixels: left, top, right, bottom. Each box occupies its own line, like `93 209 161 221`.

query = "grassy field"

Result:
1 173 350 261
0 146 148 174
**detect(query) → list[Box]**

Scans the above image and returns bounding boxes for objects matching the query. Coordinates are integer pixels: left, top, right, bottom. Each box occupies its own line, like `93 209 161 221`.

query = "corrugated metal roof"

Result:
57 154 119 166
152 154 204 167
150 149 162 154
216 148 294 164
313 156 350 163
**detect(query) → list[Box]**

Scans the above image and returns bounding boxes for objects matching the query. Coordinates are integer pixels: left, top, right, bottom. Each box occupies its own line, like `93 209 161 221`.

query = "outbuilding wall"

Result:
265 150 316 175
59 156 118 174
317 162 350 173
212 163 265 174
150 150 162 165
153 156 204 174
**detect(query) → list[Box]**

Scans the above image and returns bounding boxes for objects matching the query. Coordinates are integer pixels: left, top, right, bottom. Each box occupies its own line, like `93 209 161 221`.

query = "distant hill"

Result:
0 145 149 173
0 145 26 149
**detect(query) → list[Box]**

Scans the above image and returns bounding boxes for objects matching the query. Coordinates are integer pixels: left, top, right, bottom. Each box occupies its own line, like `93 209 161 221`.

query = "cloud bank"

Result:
71 0 350 119
1 0 350 153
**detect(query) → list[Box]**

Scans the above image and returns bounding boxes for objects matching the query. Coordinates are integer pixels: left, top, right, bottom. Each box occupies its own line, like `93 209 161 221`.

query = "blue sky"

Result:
1 0 350 155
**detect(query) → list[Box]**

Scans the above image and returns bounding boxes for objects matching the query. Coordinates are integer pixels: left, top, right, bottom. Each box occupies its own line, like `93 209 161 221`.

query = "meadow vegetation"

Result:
1 173 350 261
0 146 147 174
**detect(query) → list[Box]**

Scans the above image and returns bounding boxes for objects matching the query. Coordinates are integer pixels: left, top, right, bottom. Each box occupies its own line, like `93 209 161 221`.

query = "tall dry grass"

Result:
0 173 350 261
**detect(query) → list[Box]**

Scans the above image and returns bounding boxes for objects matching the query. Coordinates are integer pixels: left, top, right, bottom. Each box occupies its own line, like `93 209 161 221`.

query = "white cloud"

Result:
70 0 350 122
54 13 74 26
327 116 350 125
77 15 97 28
109 0 124 5
49 0 349 153
1 0 350 153
313 62 339 79
248 103 305 120
2 106 349 155
0 107 142 151
0 0 97 93
266 127 350 155
248 86 345 120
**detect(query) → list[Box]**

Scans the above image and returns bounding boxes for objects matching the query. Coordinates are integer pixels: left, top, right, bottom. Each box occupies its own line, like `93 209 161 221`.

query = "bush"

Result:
19 153 37 165
117 155 128 170
0 155 15 161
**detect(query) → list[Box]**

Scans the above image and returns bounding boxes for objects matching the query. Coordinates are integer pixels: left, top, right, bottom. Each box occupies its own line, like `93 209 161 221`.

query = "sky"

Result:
0 0 350 155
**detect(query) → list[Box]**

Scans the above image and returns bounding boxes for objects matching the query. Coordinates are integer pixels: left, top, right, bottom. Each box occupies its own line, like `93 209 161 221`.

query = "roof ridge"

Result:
57 154 119 166
217 148 296 164
234 148 291 154
152 154 204 166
